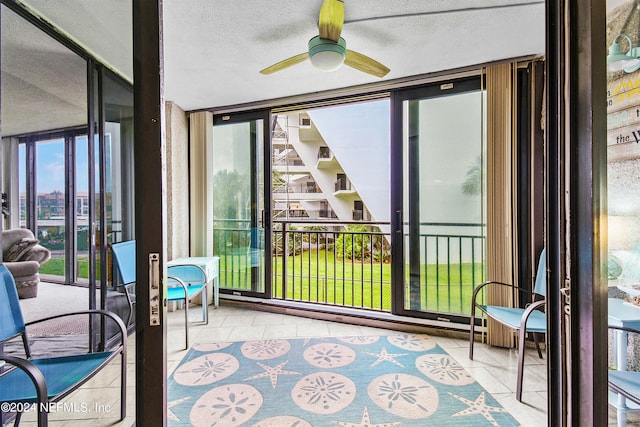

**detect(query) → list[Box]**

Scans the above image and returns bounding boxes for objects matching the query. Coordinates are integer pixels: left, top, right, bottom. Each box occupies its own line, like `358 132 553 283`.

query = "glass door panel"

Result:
93 133 102 284
76 136 90 280
36 138 67 281
213 117 267 295
394 78 486 321
18 144 26 228
101 71 135 330
102 71 135 249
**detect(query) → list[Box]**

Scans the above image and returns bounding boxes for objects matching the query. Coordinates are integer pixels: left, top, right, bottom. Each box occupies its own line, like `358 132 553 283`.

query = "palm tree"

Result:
462 155 484 196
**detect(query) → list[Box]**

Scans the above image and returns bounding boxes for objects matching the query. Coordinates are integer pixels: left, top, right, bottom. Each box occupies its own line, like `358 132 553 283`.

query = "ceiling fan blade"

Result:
318 0 344 42
260 53 309 75
344 50 390 78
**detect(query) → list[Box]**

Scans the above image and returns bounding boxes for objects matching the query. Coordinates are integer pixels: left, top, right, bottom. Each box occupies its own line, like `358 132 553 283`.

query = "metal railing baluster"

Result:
213 219 485 316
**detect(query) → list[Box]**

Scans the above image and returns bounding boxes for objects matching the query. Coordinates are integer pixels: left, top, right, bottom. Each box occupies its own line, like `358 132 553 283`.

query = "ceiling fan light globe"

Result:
308 36 346 72
310 50 345 71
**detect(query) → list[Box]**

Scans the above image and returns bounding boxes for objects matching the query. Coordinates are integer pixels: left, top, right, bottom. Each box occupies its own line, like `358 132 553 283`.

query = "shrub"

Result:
335 225 371 261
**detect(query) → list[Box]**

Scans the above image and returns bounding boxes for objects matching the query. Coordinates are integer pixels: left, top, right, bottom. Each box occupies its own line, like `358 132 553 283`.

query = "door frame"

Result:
390 76 485 323
133 0 167 424
212 109 273 299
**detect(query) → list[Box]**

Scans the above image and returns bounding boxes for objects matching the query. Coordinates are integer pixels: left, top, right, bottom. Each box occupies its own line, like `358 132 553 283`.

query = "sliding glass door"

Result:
34 137 68 281
213 112 270 297
392 77 486 322
15 68 134 290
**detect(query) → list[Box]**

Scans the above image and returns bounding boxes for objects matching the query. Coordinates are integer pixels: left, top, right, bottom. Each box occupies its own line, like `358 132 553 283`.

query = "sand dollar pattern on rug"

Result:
190 384 263 426
251 415 313 427
241 339 291 360
367 373 439 419
174 353 239 386
168 335 520 426
415 353 475 385
333 406 402 427
192 342 233 352
303 342 356 368
291 372 356 414
387 333 437 351
337 335 380 345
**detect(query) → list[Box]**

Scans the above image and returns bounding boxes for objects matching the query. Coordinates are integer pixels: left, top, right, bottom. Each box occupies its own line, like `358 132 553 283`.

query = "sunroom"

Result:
0 0 622 426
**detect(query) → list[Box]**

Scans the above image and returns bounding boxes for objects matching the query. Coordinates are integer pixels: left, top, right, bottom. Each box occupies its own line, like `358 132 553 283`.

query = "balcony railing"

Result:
318 209 338 219
272 156 304 167
352 209 371 221
317 147 332 159
334 179 353 192
272 183 320 193
272 220 391 311
213 218 486 316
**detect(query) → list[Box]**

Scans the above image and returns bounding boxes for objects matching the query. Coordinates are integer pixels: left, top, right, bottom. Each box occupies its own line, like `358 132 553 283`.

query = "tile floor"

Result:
10 289 628 426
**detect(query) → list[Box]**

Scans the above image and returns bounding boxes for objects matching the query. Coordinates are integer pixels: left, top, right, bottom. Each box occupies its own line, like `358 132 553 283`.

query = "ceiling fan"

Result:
259 0 390 78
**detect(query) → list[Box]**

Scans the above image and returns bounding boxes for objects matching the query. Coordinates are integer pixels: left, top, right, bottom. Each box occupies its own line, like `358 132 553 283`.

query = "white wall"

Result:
165 101 190 259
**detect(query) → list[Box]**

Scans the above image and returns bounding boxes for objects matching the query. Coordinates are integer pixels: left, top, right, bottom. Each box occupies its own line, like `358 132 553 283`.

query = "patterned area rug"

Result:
168 334 519 426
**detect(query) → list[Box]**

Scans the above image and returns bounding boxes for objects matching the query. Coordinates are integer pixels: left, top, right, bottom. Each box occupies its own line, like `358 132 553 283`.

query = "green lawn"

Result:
42 250 484 316
40 256 100 279
218 249 484 315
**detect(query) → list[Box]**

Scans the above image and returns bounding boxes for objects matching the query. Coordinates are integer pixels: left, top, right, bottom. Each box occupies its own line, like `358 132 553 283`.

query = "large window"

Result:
2 4 134 294
212 92 490 322
394 78 486 321
35 137 70 280
2 0 88 282
268 101 391 308
213 115 267 296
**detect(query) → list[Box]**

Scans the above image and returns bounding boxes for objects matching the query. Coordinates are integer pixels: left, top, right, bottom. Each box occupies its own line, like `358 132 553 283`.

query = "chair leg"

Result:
184 297 189 350
532 332 543 359
120 347 127 420
202 286 208 325
517 327 527 402
30 405 47 427
469 303 476 360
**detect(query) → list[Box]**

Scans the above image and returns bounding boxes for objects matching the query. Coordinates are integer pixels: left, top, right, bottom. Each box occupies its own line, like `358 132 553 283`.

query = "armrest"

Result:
4 260 41 277
471 280 535 305
25 309 127 351
519 299 546 330
167 264 207 284
21 244 51 264
0 354 48 404
167 275 189 295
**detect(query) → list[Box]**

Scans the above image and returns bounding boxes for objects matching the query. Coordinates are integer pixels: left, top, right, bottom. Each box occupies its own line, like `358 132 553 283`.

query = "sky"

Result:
19 137 90 194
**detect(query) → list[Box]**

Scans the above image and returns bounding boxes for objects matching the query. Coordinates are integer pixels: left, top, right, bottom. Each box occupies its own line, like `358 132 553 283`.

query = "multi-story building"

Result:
271 112 371 223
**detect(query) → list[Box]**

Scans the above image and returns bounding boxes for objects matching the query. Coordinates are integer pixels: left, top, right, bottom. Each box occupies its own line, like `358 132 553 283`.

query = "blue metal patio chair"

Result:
111 241 208 349
469 248 547 402
109 240 137 329
0 264 126 426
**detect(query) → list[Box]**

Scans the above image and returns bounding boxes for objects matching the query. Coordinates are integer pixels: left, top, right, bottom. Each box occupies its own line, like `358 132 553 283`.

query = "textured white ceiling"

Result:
1 5 88 136
161 0 545 110
2 0 545 135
